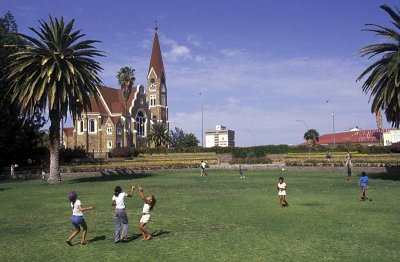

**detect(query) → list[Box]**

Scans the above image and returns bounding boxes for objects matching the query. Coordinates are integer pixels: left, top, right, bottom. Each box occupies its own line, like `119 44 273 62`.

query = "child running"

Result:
277 177 289 208
358 172 370 201
111 185 135 243
239 165 245 178
138 185 156 241
66 191 94 246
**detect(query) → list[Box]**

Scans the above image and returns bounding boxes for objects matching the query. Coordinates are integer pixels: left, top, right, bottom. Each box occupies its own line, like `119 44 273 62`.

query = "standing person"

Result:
111 185 135 243
326 151 332 162
41 170 46 181
239 165 245 178
138 185 156 241
346 152 352 181
200 160 207 176
10 164 14 177
277 177 289 208
358 172 370 201
66 191 94 246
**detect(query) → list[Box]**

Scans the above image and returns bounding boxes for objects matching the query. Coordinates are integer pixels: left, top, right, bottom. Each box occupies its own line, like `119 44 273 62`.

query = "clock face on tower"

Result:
150 78 155 83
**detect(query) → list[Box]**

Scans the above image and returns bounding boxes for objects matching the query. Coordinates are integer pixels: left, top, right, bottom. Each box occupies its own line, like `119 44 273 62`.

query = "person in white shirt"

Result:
200 161 207 176
138 185 156 241
111 185 135 243
66 191 94 246
277 177 289 208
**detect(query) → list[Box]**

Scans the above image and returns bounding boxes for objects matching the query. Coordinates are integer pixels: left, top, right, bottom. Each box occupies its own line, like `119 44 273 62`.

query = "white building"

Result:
205 125 235 147
383 130 400 146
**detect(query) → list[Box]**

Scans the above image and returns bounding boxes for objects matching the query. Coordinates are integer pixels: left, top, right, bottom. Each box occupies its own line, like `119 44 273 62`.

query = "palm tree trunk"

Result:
48 110 61 183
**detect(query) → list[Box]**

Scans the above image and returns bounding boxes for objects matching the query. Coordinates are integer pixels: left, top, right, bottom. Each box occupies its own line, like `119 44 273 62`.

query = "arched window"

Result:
117 139 122 148
89 119 96 133
136 111 146 136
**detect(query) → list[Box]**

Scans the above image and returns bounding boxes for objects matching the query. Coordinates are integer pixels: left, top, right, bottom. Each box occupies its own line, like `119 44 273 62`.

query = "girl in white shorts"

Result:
138 185 156 241
277 177 289 208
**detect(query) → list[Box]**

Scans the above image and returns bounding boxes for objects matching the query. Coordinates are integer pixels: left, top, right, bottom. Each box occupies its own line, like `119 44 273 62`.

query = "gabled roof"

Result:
86 86 137 115
63 127 74 137
148 31 165 78
300 129 395 145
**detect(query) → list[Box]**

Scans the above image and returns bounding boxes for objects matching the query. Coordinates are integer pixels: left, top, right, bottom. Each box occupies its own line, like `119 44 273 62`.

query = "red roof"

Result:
63 127 74 137
300 129 396 145
148 31 165 78
86 85 137 115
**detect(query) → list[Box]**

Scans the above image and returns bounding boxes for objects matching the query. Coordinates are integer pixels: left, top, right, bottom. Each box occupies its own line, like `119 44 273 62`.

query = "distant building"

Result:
383 130 400 146
61 27 169 152
205 125 235 147
299 128 399 146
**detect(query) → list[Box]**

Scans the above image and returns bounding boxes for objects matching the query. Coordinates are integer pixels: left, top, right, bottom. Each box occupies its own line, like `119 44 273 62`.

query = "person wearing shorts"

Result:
358 172 370 200
138 185 156 241
66 191 94 246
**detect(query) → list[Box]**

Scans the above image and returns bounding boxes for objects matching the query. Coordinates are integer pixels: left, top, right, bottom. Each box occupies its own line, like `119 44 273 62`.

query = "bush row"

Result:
230 157 273 165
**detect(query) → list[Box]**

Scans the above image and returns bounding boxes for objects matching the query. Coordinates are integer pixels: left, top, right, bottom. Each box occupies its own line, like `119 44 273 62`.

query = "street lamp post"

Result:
199 92 203 147
331 113 336 147
295 120 309 130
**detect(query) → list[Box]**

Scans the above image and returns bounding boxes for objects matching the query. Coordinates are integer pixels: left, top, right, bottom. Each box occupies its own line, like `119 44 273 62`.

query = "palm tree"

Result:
356 5 400 128
304 129 319 159
376 108 383 145
147 123 170 147
116 67 135 147
6 16 104 183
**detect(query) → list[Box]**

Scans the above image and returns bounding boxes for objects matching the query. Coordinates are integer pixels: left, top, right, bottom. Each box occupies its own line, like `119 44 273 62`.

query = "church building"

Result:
62 27 169 153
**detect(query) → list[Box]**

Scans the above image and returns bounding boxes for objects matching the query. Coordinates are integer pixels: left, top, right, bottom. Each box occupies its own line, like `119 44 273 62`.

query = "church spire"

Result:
148 25 164 78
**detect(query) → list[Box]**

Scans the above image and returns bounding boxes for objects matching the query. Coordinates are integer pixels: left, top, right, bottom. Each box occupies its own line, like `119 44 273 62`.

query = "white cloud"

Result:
165 45 192 62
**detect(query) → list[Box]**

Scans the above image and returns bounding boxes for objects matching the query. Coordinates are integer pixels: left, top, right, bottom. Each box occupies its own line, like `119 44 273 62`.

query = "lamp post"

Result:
331 113 336 147
199 92 203 147
295 120 309 130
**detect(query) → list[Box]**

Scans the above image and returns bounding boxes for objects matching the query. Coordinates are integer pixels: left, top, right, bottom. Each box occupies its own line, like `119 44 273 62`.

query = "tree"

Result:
169 127 185 148
304 129 319 159
116 67 135 146
179 133 199 148
147 123 170 147
376 108 383 145
356 5 400 128
0 12 47 167
6 16 104 183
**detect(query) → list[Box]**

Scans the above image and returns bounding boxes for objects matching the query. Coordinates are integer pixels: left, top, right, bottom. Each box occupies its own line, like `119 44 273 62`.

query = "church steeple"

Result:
148 26 165 78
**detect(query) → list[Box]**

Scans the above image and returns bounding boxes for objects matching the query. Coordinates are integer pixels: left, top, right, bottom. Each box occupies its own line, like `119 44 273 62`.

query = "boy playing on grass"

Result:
277 177 289 208
66 191 94 246
138 185 156 241
358 172 370 201
200 161 207 176
239 165 245 178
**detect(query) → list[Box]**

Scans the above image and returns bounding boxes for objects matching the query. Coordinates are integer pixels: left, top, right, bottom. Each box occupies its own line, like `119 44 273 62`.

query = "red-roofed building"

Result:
62 27 169 153
299 128 399 146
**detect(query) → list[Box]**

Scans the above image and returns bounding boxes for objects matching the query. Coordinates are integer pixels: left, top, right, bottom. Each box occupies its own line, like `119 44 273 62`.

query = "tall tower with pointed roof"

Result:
147 26 169 132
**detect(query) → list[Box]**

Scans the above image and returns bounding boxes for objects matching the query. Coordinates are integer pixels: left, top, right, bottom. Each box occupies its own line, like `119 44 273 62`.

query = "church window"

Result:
107 127 112 135
79 120 84 133
117 127 122 135
117 139 122 148
89 119 96 133
150 95 156 107
107 141 112 149
136 111 146 136
161 95 166 107
150 78 155 83
161 84 166 92
150 84 156 91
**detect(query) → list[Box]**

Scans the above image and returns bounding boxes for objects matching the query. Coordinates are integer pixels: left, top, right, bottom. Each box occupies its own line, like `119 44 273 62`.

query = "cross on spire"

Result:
154 20 158 31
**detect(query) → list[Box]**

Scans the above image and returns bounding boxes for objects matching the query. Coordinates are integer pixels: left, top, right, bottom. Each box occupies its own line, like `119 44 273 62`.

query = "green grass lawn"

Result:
0 170 399 261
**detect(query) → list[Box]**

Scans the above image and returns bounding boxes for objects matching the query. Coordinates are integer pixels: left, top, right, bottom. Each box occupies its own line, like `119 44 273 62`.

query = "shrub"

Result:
109 147 132 158
60 146 86 163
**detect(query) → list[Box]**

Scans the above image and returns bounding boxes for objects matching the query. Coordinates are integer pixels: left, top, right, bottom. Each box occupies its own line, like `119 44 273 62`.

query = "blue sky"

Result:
2 0 399 146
